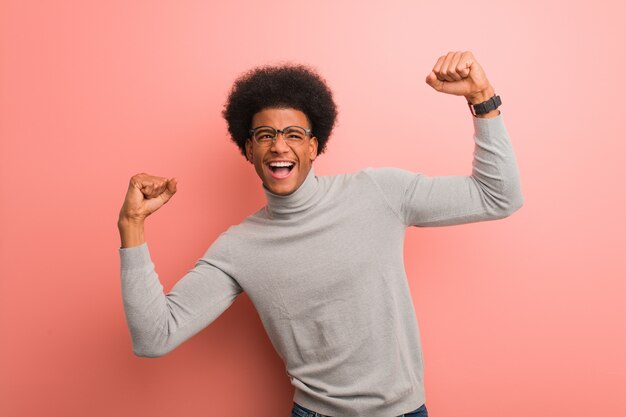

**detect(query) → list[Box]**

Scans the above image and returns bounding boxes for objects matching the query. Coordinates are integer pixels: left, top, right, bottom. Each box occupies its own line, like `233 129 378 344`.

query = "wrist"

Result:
466 85 495 105
118 215 145 229
466 85 501 118
118 219 145 248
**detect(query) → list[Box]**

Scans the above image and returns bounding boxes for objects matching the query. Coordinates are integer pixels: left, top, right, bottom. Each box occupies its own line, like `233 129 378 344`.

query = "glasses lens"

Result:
253 127 277 144
283 126 306 142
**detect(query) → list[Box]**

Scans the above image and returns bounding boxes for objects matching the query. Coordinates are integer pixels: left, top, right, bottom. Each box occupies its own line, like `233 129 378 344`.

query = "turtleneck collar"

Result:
263 166 320 217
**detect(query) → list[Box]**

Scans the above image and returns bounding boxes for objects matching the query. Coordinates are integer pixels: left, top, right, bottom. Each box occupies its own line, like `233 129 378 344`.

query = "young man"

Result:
118 51 522 417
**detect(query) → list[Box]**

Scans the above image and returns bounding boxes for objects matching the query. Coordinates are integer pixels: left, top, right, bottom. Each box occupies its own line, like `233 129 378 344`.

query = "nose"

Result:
270 132 291 153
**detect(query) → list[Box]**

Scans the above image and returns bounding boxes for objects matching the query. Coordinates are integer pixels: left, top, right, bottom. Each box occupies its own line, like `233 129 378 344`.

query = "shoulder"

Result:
362 167 419 183
352 168 421 197
317 168 392 187
315 168 422 197
312 170 374 197
200 220 258 264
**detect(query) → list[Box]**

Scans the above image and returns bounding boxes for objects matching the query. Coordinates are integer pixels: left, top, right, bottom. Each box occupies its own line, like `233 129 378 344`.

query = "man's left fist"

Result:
425 51 493 104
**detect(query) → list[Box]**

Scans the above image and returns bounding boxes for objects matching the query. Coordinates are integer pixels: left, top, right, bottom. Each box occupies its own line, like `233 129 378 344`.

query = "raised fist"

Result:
425 51 492 102
118 173 178 222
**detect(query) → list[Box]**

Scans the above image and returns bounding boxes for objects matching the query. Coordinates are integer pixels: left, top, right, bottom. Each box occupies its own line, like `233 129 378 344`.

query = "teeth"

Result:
269 161 294 167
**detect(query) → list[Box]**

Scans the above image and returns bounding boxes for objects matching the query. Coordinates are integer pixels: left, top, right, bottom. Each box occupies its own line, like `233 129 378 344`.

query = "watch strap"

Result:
468 94 502 116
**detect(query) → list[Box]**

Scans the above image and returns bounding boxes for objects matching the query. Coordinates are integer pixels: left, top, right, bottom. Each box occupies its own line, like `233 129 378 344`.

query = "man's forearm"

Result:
118 218 146 248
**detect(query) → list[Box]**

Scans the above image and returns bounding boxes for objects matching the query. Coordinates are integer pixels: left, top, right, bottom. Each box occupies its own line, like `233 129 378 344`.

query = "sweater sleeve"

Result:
119 233 243 357
364 114 523 227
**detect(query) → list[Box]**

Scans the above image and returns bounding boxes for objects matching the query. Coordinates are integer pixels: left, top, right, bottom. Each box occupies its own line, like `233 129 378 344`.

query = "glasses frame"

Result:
248 125 312 146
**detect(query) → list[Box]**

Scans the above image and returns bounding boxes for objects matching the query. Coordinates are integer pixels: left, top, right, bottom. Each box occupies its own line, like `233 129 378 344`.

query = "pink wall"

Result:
1 1 625 416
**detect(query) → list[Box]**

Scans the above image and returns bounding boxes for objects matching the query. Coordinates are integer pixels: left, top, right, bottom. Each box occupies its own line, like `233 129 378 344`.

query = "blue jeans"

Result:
291 402 428 417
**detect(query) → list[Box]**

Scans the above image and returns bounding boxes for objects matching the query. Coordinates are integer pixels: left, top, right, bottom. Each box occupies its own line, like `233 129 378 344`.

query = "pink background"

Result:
1 1 625 416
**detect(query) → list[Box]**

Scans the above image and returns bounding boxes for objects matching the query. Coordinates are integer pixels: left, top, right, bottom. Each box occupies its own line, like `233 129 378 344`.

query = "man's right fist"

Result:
118 173 178 223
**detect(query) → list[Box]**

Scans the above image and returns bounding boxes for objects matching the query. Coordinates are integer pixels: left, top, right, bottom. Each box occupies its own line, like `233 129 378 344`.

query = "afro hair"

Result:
222 64 338 157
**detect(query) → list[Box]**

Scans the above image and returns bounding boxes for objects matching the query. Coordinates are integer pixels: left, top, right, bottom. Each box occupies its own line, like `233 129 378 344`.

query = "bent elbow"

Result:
501 196 524 217
492 191 524 219
132 344 170 358
131 336 174 358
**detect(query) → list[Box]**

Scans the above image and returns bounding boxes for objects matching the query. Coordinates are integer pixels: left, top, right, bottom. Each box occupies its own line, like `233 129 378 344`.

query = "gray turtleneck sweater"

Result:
119 114 522 417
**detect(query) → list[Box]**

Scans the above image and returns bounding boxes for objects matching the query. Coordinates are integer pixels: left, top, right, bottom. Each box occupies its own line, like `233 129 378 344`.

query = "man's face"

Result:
245 108 318 196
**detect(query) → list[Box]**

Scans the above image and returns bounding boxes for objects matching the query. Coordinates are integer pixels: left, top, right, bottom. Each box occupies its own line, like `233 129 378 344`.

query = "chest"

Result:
235 195 406 309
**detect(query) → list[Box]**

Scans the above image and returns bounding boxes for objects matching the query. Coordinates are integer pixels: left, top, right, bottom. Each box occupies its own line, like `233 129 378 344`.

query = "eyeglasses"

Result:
249 125 312 146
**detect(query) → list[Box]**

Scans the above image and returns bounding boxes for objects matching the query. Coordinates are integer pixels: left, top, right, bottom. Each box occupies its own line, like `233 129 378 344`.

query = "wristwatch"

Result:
467 94 502 116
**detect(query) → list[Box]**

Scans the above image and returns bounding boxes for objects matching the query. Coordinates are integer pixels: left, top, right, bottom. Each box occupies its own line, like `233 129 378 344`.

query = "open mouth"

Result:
268 161 295 178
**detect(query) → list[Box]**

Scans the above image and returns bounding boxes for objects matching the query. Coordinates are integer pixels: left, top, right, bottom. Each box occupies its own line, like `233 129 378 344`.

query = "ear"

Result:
245 139 254 163
309 136 318 162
